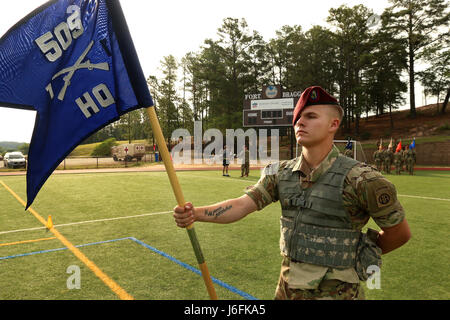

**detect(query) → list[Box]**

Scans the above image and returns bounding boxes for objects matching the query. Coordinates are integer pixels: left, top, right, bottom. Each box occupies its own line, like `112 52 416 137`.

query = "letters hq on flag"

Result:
0 0 153 208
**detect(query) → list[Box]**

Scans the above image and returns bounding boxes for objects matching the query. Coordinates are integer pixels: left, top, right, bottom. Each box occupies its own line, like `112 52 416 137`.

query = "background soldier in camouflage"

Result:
402 145 408 173
173 86 411 300
373 146 383 171
343 139 353 158
240 145 250 177
406 146 416 175
383 146 394 174
393 149 403 175
344 148 353 158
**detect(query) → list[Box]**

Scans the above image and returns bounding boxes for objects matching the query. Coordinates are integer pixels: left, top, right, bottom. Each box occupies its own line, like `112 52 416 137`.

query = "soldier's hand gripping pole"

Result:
146 106 218 300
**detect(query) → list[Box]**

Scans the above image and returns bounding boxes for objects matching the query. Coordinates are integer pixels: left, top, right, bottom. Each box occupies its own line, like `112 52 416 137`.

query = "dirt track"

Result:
1 162 449 177
0 163 266 176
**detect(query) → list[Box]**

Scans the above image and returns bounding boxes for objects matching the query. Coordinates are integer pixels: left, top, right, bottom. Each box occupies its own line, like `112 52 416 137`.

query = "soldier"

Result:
383 146 394 174
240 145 250 177
393 149 403 175
343 138 353 158
344 148 353 158
406 146 416 175
401 145 408 173
373 145 383 171
173 86 411 300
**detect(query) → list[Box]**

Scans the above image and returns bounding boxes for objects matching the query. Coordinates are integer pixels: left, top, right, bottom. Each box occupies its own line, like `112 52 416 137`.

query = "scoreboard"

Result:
243 85 302 127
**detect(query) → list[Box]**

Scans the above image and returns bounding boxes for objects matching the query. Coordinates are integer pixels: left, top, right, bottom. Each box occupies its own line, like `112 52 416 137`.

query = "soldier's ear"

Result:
329 118 340 132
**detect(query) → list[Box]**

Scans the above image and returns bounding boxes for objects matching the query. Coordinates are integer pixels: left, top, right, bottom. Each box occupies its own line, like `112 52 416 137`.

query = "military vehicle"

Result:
111 143 146 161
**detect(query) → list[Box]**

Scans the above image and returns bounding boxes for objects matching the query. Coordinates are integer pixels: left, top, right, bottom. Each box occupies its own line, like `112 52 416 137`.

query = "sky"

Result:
0 0 424 143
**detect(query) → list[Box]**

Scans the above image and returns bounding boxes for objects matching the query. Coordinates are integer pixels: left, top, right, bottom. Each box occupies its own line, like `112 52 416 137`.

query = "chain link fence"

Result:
56 153 156 170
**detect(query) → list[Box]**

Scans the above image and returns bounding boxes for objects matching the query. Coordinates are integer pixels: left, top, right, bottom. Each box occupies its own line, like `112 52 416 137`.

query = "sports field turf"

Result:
0 169 449 300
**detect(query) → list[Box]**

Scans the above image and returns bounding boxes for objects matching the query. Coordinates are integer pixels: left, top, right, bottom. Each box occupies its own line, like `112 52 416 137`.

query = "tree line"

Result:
86 0 449 146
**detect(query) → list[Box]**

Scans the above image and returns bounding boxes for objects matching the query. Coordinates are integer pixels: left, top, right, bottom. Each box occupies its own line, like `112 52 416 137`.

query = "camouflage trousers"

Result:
394 161 402 175
241 163 249 176
406 160 415 175
274 272 365 300
383 161 392 174
374 160 382 171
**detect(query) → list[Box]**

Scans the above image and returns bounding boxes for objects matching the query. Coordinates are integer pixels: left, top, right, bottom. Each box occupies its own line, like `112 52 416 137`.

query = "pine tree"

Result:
383 0 450 117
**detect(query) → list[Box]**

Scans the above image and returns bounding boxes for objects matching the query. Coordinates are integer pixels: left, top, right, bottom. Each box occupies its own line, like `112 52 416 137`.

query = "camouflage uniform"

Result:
245 145 405 300
241 149 250 177
393 151 402 175
383 148 394 174
401 147 408 172
405 149 416 175
343 148 353 158
373 150 383 171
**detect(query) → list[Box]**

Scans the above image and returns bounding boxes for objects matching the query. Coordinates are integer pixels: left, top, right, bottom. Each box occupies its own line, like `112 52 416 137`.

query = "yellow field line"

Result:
0 180 134 300
0 237 56 247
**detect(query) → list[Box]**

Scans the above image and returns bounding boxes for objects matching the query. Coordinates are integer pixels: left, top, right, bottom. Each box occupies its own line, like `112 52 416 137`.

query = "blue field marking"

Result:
0 236 257 300
0 238 129 261
128 237 258 300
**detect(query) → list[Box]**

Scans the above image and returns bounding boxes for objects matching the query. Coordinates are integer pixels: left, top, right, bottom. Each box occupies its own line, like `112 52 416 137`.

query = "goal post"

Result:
295 140 367 162
333 140 366 162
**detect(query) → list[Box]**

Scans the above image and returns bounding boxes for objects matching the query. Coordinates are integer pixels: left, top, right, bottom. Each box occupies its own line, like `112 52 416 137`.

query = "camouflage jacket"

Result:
383 150 394 163
406 149 416 162
245 145 405 290
343 148 353 158
393 152 402 164
373 150 382 161
244 150 250 164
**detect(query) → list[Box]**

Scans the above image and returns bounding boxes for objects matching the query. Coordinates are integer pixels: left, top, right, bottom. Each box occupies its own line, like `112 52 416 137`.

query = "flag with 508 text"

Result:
0 0 153 208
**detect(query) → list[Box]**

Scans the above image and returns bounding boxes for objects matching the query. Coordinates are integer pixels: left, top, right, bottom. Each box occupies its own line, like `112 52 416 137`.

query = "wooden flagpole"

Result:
146 106 218 300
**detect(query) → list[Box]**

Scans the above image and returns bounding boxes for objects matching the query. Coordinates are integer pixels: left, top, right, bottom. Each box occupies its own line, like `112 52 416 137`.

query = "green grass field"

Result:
0 169 449 300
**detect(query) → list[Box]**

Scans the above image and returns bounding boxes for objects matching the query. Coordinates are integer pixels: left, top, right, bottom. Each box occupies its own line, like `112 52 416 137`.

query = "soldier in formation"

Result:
173 86 411 300
373 146 383 171
405 146 416 175
383 146 394 174
394 149 403 175
401 146 408 173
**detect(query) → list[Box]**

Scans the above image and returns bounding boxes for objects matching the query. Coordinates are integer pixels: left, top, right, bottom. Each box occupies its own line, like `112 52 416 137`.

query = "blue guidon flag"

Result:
345 138 352 150
0 0 153 209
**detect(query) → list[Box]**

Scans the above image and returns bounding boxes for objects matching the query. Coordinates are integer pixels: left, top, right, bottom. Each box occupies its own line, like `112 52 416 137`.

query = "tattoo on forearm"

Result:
204 205 232 219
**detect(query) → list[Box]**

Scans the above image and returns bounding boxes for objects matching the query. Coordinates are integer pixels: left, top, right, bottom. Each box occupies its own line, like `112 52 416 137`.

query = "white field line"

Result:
189 173 450 201
397 194 450 202
0 210 171 236
1 189 448 237
192 174 450 201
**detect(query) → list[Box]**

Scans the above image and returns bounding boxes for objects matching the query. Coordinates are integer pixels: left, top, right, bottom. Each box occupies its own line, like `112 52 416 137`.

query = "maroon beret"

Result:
292 86 339 125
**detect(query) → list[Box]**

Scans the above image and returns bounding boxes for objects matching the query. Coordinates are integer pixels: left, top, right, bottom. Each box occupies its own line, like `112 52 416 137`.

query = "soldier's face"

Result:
294 105 339 147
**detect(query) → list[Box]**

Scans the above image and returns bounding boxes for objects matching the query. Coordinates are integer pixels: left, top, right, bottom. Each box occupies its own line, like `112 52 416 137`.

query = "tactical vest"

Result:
278 155 382 279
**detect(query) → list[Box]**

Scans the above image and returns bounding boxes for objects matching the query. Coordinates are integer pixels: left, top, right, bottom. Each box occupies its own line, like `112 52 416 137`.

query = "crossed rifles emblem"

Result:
52 40 109 101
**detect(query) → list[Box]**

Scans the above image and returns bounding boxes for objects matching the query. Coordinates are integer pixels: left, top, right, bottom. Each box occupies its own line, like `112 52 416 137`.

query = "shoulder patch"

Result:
375 189 393 208
367 177 397 210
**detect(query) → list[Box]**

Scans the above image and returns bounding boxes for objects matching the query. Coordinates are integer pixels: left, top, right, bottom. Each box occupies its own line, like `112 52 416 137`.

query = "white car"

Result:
3 151 27 169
